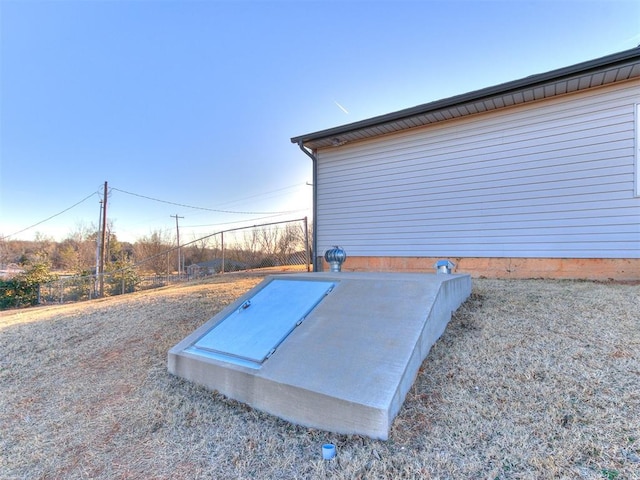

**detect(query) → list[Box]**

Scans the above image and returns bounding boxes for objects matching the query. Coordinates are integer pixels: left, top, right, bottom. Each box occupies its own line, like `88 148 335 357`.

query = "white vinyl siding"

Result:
315 81 640 259
636 103 640 197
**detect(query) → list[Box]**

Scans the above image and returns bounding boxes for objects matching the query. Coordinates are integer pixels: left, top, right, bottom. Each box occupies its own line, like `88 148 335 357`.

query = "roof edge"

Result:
291 46 640 146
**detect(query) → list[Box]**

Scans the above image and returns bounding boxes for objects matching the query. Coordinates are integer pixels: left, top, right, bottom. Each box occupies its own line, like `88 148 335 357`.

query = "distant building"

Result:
292 48 640 280
186 259 249 277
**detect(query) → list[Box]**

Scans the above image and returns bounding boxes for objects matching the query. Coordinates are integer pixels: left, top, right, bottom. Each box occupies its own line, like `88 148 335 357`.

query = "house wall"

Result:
315 80 640 279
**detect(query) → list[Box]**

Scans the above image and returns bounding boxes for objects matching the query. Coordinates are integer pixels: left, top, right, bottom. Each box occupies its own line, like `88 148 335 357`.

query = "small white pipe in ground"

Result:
322 443 336 460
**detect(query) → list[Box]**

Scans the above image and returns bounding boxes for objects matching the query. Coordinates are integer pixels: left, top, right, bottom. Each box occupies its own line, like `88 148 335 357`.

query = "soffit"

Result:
291 48 640 151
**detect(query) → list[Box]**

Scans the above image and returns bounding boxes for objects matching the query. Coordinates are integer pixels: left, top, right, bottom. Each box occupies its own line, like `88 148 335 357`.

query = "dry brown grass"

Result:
1 274 638 479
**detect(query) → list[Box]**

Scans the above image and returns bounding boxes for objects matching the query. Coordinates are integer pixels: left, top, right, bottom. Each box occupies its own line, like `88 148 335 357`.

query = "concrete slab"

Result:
168 272 471 440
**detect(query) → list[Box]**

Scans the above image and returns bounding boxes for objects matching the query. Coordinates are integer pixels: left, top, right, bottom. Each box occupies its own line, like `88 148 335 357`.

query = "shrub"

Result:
0 263 57 309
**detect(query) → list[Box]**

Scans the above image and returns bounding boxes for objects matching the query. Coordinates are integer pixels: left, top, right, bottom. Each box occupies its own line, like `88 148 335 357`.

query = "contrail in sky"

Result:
334 100 349 114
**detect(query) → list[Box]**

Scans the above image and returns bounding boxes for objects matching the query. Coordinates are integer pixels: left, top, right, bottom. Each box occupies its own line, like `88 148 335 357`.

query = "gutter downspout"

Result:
297 141 319 272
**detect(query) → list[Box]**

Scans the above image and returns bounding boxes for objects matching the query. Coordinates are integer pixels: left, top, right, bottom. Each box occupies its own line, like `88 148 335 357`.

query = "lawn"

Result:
1 273 638 479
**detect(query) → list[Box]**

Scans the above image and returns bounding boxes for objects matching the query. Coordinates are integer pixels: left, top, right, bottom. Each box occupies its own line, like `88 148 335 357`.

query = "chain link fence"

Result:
37 218 310 305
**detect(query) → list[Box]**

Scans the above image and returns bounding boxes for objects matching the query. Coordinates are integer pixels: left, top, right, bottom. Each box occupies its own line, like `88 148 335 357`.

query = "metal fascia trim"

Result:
290 47 640 147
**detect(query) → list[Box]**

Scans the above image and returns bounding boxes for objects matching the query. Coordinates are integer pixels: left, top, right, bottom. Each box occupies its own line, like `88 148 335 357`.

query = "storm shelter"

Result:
168 271 471 440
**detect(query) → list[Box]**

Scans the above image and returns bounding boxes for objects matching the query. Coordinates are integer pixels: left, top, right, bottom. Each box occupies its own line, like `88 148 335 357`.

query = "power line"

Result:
0 184 307 242
213 183 304 207
110 187 301 215
1 190 101 240
183 210 309 228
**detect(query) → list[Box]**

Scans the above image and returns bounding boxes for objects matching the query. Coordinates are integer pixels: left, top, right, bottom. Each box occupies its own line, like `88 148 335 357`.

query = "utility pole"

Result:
95 199 103 297
170 214 184 275
99 181 108 296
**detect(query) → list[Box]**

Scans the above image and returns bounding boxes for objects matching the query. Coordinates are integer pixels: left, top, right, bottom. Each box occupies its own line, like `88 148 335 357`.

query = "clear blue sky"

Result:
1 0 639 243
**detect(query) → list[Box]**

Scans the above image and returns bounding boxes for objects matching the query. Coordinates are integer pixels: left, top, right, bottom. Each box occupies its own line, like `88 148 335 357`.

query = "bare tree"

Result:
275 223 304 264
258 226 278 257
234 229 258 266
52 222 100 273
30 232 55 265
0 237 9 269
53 240 80 272
134 229 173 275
185 235 212 266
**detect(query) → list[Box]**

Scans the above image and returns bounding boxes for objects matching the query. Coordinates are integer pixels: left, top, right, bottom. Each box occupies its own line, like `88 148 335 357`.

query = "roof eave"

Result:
291 46 640 149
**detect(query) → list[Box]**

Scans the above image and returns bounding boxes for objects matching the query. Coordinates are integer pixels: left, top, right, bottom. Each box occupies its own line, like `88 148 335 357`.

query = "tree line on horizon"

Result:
0 220 310 309
1 221 309 275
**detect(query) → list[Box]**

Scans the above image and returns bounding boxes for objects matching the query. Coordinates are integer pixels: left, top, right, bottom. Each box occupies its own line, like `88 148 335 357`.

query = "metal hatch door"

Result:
193 279 335 365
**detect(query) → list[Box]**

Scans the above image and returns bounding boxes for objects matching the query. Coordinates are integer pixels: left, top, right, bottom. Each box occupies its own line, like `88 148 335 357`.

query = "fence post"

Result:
304 216 310 272
221 231 225 274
